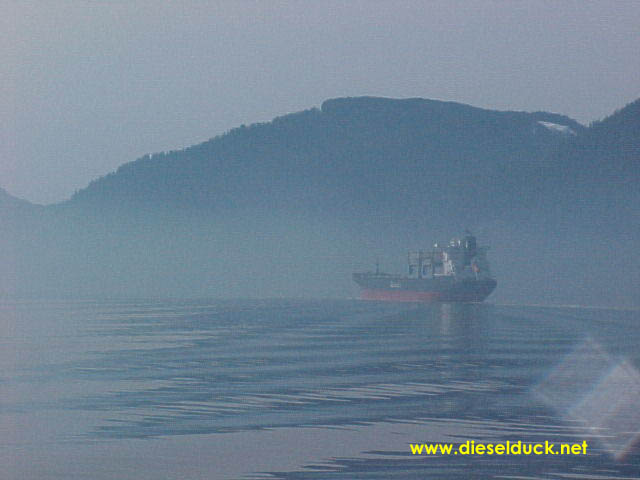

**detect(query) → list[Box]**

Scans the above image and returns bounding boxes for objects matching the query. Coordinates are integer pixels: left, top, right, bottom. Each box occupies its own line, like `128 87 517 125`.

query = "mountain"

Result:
3 97 638 305
0 188 43 297
0 187 43 228
0 187 35 210
533 98 640 226
62 97 586 225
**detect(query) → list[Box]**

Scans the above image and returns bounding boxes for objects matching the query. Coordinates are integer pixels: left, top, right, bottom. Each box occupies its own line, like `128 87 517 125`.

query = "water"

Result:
1 299 639 479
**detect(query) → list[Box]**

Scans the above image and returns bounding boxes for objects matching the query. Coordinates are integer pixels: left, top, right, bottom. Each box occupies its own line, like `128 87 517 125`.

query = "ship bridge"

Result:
407 233 491 280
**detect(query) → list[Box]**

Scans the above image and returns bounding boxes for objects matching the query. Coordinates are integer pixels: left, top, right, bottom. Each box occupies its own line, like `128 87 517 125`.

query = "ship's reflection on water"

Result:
389 302 492 367
1 300 639 479
435 301 488 337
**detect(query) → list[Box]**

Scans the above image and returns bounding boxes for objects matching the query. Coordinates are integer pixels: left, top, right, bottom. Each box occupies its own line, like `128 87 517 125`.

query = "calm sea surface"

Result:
1 299 639 479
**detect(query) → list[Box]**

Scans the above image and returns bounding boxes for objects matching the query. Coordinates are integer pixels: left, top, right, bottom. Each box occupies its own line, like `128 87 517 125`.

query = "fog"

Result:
3 1 640 204
2 3 639 307
2 201 637 308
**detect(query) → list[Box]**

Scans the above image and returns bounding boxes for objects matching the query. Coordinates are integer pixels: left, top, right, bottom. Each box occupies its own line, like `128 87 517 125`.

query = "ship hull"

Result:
353 273 497 303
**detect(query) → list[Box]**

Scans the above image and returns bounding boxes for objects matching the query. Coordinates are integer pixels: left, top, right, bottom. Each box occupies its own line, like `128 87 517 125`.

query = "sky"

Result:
3 1 640 204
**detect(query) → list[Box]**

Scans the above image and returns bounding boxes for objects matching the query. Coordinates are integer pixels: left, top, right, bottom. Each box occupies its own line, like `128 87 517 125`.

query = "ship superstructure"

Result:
353 232 497 303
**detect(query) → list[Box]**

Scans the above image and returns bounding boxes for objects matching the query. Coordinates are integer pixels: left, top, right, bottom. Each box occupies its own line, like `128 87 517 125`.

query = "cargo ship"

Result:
353 232 497 303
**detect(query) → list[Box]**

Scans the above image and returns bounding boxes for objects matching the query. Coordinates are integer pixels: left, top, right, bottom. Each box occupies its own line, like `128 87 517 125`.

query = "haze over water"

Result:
2 299 639 479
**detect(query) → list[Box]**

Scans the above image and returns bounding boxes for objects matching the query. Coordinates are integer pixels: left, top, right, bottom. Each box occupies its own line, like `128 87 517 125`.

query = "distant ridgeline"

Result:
2 97 639 304
63 97 590 222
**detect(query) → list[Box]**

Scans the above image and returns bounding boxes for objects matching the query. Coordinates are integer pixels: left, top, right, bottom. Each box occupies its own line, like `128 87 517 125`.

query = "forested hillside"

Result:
2 97 638 305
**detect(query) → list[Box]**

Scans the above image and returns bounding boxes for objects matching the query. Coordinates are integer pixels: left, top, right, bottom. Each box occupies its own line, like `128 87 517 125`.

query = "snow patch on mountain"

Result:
537 121 577 136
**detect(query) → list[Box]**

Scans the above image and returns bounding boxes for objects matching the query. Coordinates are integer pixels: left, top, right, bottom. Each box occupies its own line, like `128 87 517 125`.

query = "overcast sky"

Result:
3 1 640 204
